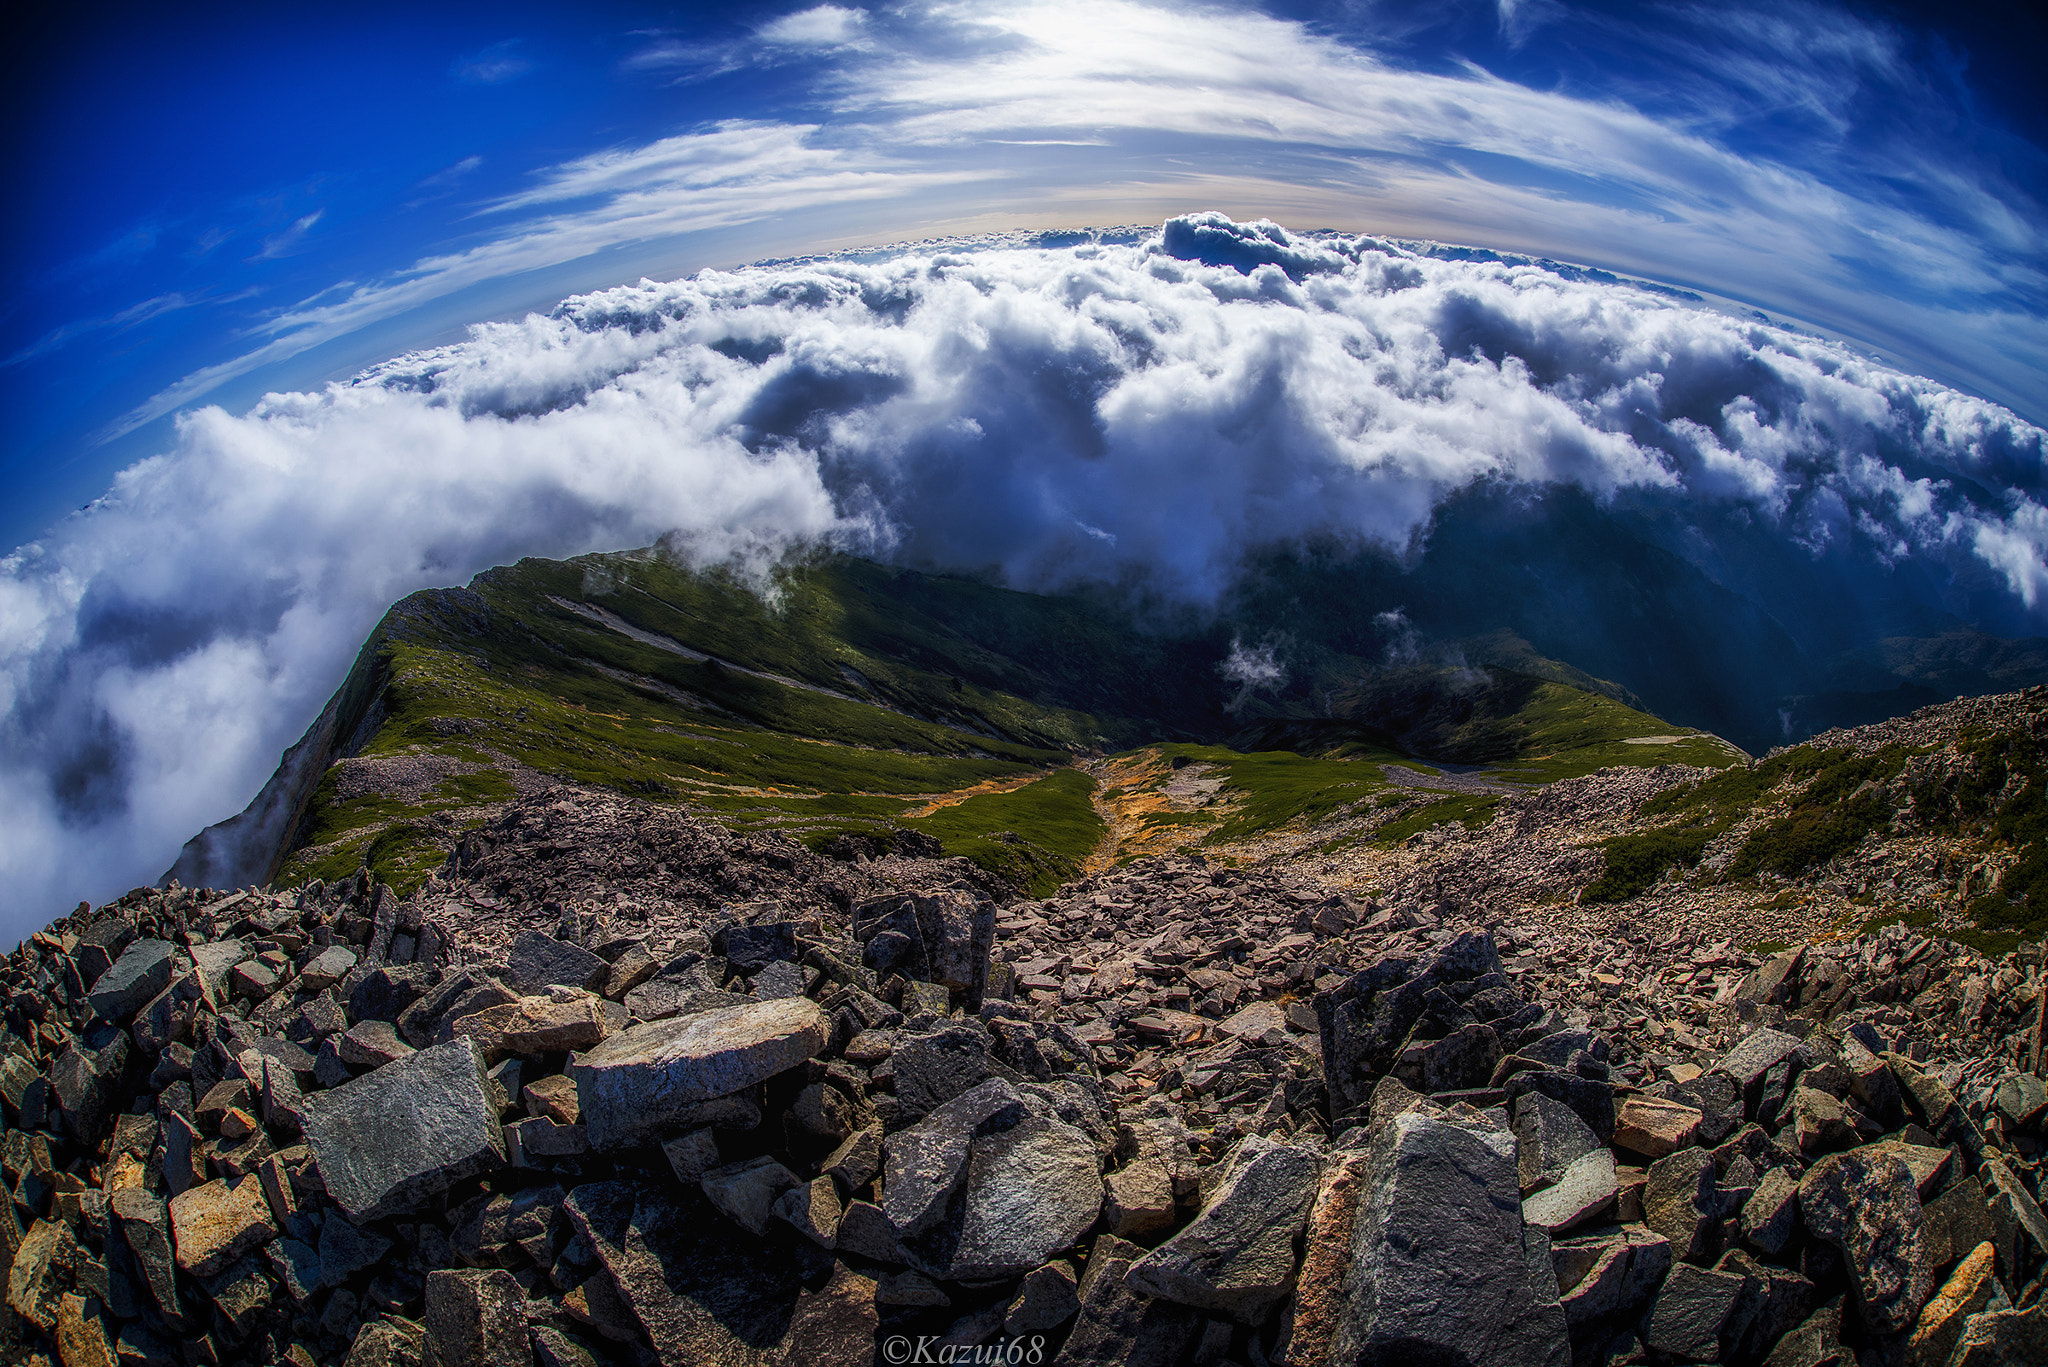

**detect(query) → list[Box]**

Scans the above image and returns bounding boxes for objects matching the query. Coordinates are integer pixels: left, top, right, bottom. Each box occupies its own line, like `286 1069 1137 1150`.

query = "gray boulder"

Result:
1514 1089 1600 1194
423 1268 532 1367
1521 1146 1617 1235
300 1037 504 1221
507 931 608 995
892 1025 1019 1124
1329 1109 1569 1366
1799 1147 1931 1336
1126 1136 1321 1321
88 940 176 1023
1643 1146 1718 1262
1642 1261 1749 1361
570 996 830 1150
1053 1233 1202 1367
898 1085 1103 1281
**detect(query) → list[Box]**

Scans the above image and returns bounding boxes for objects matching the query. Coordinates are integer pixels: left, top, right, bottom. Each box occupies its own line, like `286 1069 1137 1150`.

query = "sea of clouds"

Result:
2 213 2043 936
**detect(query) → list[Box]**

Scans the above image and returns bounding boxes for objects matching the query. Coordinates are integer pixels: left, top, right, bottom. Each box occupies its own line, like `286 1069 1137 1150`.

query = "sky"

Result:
1 0 2045 934
4 0 2044 548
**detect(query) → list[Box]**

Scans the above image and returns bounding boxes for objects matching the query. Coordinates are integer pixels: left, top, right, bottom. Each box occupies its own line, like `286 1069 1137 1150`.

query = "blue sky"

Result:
3 0 2043 552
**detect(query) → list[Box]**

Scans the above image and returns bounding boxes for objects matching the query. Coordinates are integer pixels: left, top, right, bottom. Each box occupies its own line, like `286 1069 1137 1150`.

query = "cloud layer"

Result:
3 214 2044 938
81 0 2047 455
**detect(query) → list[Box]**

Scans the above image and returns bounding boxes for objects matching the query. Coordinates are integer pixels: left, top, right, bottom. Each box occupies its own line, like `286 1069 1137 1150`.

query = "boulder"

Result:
1643 1146 1718 1262
423 1268 533 1367
88 940 176 1023
1552 1225 1671 1328
562 1181 812 1367
508 931 609 995
298 944 357 992
775 1262 880 1366
300 1037 505 1221
772 1176 844 1249
1742 1165 1802 1256
891 1025 1013 1124
715 921 799 977
901 1101 1103 1281
1053 1233 1202 1366
1715 1028 1804 1116
702 1155 803 1237
109 1188 178 1317
570 997 830 1151
450 990 608 1062
1006 1261 1082 1335
49 1031 130 1147
854 891 995 1005
1982 1152 2048 1277
1799 1147 1932 1336
1615 1096 1703 1159
1126 1137 1321 1320
880 1080 1026 1238
1945 1302 2048 1366
1329 1109 1568 1366
168 1174 278 1277
1514 1089 1601 1194
1789 1086 1855 1155
1521 1146 1617 1235
1641 1261 1749 1361
1922 1175 1995 1270
1907 1241 1997 1367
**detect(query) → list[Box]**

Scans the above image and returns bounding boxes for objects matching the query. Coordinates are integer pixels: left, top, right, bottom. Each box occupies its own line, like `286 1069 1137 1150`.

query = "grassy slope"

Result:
270 552 1741 896
1091 669 1745 859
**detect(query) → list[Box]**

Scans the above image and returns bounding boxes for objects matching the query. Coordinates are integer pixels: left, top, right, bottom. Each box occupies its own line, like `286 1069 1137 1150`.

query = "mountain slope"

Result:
171 547 1745 899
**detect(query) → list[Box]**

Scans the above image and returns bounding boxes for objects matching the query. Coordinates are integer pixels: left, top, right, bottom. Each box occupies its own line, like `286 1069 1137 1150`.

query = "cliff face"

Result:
165 618 394 893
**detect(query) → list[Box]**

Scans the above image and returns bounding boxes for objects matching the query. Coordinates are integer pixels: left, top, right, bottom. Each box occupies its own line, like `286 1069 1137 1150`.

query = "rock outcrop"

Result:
2 779 2046 1366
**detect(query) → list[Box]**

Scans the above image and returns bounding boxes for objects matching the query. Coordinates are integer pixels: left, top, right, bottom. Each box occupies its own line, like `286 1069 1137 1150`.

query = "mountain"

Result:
169 547 1743 901
10 667 2048 1367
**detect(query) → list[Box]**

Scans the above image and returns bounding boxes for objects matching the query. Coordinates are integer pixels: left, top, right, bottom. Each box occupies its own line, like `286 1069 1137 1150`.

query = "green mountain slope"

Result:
173 548 1743 899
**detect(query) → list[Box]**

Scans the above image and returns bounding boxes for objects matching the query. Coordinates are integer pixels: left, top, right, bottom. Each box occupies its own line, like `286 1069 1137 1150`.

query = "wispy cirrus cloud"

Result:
454 39 534 85
252 208 325 260
3 293 198 368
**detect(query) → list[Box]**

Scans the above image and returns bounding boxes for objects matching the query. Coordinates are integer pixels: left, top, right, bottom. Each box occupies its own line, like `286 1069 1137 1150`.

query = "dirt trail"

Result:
898 770 1049 819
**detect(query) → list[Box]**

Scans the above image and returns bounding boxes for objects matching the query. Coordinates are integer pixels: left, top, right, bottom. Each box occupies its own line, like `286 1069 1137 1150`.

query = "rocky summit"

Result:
6 698 2048 1366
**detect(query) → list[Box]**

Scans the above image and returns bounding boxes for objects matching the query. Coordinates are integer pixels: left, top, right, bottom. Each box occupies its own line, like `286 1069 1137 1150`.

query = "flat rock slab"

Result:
1332 1110 1569 1366
563 1180 813 1367
1127 1137 1321 1320
301 1038 504 1221
572 997 830 1151
451 991 608 1062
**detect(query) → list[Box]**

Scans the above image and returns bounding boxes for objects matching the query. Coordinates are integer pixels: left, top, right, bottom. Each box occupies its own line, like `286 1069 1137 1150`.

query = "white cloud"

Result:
759 5 871 50
6 215 2045 937
455 40 535 85
3 293 196 367
102 0 2043 448
254 209 325 261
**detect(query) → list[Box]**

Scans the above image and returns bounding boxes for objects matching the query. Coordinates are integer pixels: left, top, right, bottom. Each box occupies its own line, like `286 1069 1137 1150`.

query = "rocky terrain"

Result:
7 695 2048 1365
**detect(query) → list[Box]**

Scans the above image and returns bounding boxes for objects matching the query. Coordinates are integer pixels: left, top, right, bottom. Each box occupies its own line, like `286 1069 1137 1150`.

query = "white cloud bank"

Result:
101 0 2045 445
3 214 2045 938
